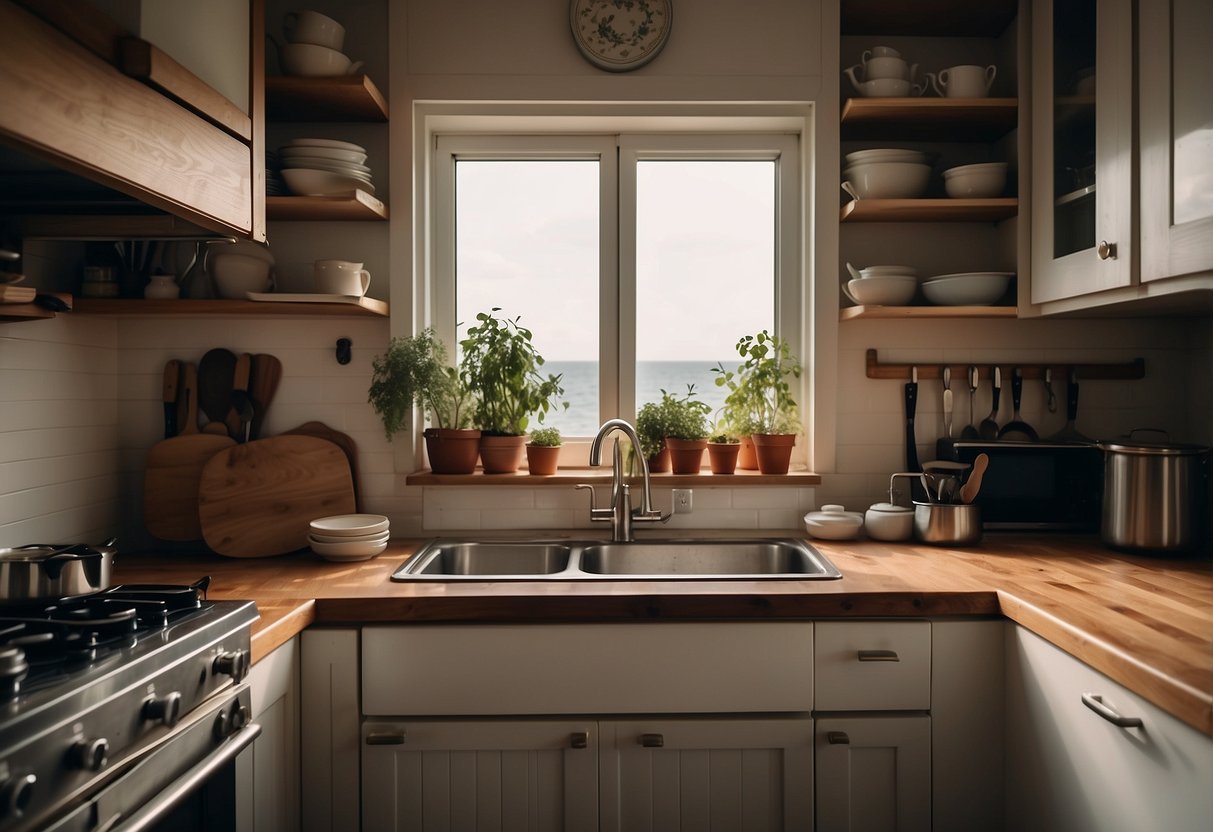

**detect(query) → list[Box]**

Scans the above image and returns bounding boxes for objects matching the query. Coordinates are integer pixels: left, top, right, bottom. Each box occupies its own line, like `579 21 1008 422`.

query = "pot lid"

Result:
1098 440 1209 456
867 502 912 514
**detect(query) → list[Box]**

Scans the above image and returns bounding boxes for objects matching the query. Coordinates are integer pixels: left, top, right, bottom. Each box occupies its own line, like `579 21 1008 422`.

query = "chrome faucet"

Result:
576 418 669 542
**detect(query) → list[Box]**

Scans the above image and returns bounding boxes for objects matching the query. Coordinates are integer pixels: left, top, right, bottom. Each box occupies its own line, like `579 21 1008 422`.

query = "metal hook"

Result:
335 337 352 365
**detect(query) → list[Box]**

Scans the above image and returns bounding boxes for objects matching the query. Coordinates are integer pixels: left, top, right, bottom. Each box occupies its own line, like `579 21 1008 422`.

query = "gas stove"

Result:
0 578 258 831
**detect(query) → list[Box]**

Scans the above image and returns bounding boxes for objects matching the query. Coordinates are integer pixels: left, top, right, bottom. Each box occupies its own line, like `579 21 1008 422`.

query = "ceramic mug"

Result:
314 260 370 296
283 9 345 51
929 64 997 98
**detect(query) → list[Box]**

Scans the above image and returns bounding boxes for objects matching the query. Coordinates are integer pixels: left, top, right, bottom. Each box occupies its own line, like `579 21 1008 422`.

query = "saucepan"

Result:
0 538 118 602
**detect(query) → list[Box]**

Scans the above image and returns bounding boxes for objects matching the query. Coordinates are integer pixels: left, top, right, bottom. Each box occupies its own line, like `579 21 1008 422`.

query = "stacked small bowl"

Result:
942 162 1008 198
280 10 360 77
844 263 919 306
842 148 931 200
309 514 390 561
279 138 376 197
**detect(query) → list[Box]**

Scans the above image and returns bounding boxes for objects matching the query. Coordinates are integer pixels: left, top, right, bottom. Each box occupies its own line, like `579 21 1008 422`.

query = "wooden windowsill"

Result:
407 468 822 486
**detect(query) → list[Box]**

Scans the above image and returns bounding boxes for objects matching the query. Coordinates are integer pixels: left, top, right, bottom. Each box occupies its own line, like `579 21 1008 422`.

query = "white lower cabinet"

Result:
1005 625 1213 832
236 636 300 832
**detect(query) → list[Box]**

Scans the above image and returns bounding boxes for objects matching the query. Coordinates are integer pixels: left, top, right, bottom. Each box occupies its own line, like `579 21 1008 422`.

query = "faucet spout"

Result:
589 418 659 517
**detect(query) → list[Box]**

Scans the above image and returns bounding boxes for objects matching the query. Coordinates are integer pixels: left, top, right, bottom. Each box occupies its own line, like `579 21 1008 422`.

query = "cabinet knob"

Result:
570 731 589 749
827 731 851 745
1097 240 1118 260
640 733 664 748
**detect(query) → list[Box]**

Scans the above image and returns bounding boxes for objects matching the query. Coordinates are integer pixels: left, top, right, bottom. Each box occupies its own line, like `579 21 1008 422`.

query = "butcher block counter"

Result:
114 534 1213 737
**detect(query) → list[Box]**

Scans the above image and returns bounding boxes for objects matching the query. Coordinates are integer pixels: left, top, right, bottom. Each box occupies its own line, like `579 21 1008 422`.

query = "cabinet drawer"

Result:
815 621 930 711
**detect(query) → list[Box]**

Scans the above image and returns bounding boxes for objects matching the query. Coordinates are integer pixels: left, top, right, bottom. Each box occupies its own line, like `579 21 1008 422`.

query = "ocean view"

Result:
539 360 732 437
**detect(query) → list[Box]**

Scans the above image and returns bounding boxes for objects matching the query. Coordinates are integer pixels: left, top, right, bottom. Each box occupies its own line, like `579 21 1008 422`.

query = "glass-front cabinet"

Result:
1031 0 1133 303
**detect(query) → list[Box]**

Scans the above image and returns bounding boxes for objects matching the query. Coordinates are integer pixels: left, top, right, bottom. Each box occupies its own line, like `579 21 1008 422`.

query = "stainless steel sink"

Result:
392 538 841 581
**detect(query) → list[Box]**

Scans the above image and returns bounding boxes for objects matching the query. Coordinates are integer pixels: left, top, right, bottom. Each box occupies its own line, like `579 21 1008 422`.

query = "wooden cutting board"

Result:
283 421 359 509
198 435 355 558
144 434 235 540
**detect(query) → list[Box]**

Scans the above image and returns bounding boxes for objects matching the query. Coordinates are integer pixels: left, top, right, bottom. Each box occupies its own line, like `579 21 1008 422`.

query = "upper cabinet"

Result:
0 0 265 241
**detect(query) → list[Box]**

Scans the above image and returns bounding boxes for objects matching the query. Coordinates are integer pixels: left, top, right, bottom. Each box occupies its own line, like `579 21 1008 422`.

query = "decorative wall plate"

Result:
570 0 673 72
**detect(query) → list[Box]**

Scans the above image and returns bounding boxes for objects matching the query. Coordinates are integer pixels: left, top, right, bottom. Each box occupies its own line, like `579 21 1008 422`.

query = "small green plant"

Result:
528 426 562 447
459 309 567 436
709 431 740 444
636 385 711 457
712 330 803 435
368 329 474 439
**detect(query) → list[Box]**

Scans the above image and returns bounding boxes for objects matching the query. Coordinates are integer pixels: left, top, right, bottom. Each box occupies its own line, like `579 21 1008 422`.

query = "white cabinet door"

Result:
361 719 599 832
237 636 301 832
1139 0 1213 283
814 715 930 832
1031 0 1135 303
301 629 361 832
601 717 813 832
1005 626 1213 832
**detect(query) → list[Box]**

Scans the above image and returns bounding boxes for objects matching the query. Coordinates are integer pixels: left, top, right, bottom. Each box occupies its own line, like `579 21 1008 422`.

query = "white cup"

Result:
284 9 345 51
930 64 997 98
314 260 370 296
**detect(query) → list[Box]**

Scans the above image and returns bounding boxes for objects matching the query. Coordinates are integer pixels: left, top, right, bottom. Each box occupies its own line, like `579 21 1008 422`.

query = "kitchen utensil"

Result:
198 435 356 558
1044 368 1058 413
228 353 254 442
177 361 199 435
959 453 989 504
804 505 864 540
161 359 180 439
978 367 1001 439
284 421 360 507
913 502 983 546
942 366 953 439
248 354 283 440
198 348 236 435
1048 369 1094 442
920 470 963 503
143 432 235 540
845 261 863 281
1098 431 1210 553
961 366 980 439
0 539 117 602
904 366 920 474
998 368 1039 440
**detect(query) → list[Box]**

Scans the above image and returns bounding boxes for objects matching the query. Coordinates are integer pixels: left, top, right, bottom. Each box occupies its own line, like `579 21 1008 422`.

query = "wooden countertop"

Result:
114 534 1213 738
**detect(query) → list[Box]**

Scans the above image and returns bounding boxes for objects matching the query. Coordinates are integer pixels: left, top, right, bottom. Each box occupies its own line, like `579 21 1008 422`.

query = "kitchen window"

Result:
431 129 803 453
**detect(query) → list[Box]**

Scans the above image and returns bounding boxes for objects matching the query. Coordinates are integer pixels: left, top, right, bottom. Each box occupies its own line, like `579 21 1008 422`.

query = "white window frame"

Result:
425 116 806 467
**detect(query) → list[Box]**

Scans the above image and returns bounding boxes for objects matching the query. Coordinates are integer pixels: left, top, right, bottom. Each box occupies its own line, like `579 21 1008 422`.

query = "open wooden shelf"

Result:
841 0 1017 36
841 304 1017 320
0 293 72 322
841 98 1019 141
266 189 388 221
265 74 388 122
841 197 1018 223
73 297 388 318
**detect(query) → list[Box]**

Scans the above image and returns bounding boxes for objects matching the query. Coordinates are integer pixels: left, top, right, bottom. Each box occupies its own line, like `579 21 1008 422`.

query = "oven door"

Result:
42 686 260 832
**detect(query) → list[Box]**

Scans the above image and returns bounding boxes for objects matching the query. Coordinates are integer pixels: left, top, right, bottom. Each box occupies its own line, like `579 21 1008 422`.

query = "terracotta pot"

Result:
423 428 481 474
707 441 741 475
479 434 527 474
525 443 561 476
737 436 758 470
751 433 797 475
665 437 708 474
646 445 671 474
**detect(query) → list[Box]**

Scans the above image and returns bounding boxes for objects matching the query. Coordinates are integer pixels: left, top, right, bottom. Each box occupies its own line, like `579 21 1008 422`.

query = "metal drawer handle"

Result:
366 731 407 745
827 731 850 745
857 649 900 662
640 733 664 748
1081 693 1143 728
570 731 589 749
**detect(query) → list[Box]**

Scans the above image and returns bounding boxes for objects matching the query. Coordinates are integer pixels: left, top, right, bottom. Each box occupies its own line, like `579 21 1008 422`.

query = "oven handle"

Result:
98 721 262 832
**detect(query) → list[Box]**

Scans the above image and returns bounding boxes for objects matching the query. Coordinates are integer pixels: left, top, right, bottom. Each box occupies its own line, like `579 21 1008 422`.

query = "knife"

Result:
942 366 953 439
905 365 920 472
162 360 180 439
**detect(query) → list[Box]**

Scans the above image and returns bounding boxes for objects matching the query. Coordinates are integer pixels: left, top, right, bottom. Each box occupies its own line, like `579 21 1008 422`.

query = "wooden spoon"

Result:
959 453 989 504
248 354 282 440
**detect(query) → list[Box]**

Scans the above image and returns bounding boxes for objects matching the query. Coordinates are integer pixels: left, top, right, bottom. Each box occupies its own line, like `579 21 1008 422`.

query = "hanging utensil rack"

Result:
865 349 1145 381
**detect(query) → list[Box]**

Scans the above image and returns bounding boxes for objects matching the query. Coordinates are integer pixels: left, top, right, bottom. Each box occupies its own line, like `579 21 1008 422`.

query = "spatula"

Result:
998 367 1038 440
959 453 989 504
960 365 980 439
1049 369 1094 442
977 366 1002 440
198 348 236 436
248 354 282 440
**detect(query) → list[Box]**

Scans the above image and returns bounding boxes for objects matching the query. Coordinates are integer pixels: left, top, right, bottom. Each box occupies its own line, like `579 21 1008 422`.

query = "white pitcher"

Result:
928 64 997 98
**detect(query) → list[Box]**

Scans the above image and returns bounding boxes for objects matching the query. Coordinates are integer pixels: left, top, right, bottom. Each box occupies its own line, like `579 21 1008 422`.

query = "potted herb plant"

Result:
661 386 712 474
706 430 742 475
713 330 803 474
460 309 565 474
526 426 562 476
368 329 479 474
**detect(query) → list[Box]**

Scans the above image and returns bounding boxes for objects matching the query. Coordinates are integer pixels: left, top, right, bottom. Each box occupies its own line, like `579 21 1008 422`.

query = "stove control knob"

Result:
143 691 183 728
213 649 250 683
230 701 251 731
70 737 110 771
0 773 36 819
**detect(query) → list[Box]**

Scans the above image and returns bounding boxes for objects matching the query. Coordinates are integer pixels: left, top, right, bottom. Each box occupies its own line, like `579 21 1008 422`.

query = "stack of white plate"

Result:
309 513 390 561
842 149 932 199
922 271 1014 305
279 139 375 197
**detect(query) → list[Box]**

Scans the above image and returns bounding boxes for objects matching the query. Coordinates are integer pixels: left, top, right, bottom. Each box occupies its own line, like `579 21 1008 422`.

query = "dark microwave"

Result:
936 438 1103 530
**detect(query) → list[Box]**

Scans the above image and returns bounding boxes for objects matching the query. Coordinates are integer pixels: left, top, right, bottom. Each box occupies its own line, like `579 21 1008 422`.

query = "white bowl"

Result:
854 78 913 97
859 264 920 278
281 158 373 179
279 152 370 170
282 138 366 153
310 514 390 536
280 42 352 77
865 503 914 541
922 272 1013 305
845 148 928 166
309 538 387 561
804 505 864 540
942 162 1008 198
209 253 273 298
309 530 391 545
845 275 917 306
281 167 375 196
842 161 931 199
279 146 368 165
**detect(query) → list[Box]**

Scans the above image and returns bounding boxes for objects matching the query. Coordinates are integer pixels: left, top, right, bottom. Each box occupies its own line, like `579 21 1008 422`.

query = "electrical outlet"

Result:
673 488 693 514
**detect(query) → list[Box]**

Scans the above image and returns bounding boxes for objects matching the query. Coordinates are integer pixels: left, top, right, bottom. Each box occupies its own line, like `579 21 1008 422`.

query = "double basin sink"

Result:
392 538 842 581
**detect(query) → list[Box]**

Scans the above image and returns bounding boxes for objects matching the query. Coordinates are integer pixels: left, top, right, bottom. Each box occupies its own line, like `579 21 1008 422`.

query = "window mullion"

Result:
616 137 639 421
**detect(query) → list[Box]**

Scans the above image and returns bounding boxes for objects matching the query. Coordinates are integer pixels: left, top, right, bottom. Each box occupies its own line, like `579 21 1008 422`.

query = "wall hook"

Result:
335 337 352 365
